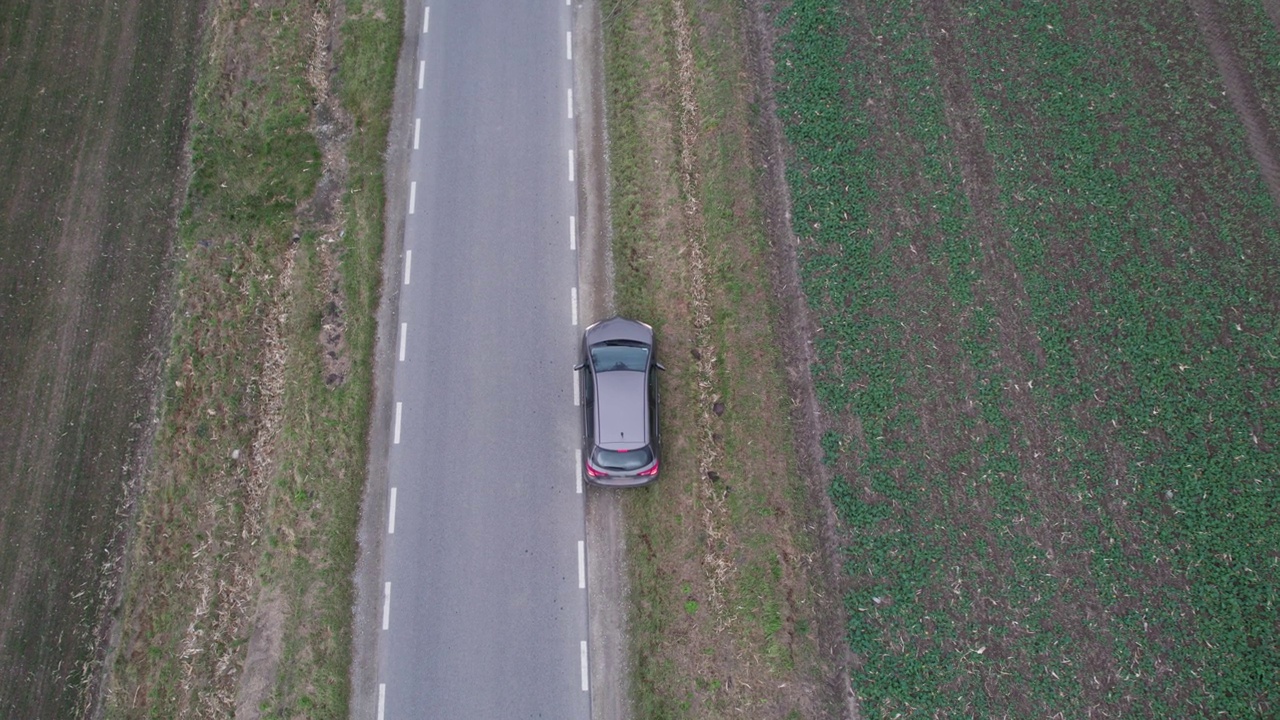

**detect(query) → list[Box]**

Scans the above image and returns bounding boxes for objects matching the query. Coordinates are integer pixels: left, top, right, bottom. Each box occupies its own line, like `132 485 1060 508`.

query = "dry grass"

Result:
99 0 400 717
602 0 846 716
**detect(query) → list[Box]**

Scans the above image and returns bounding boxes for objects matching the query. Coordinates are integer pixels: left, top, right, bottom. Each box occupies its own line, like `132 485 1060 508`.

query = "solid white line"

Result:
571 287 578 326
388 487 397 534
404 250 412 285
578 540 586 588
569 215 576 250
573 369 580 406
414 117 420 149
580 641 589 691
382 582 391 630
567 31 573 60
567 88 574 119
408 181 416 215
394 402 402 444
568 150 575 182
378 684 386 720
575 449 583 494
418 59 425 89
423 5 430 33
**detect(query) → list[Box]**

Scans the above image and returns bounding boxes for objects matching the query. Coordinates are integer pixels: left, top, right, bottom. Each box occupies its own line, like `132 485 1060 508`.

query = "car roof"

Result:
584 316 653 348
594 370 648 449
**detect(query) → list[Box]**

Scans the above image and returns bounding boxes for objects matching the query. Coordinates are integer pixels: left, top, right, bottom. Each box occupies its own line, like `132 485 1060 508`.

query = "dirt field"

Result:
771 0 1279 715
0 2 204 717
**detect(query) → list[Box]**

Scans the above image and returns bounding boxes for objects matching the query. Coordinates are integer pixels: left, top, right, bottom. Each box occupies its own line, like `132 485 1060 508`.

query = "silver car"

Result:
575 317 664 487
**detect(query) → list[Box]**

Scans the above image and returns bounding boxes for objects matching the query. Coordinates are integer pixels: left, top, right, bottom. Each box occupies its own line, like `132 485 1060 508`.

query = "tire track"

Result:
1188 0 1280 208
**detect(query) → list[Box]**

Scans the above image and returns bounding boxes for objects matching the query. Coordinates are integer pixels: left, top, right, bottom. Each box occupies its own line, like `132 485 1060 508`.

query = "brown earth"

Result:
0 2 204 717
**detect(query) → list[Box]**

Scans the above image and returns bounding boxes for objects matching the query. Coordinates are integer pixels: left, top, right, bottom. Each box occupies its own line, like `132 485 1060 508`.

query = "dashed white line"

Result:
568 150 575 182
569 215 576 250
575 449 583 494
578 540 586 588
378 683 386 720
409 181 417 215
394 402 403 444
418 59 425 89
571 287 578 326
422 5 430 33
414 117 421 149
567 88 574 119
382 581 391 630
404 250 412 285
388 487 397 534
580 641 589 691
566 31 573 60
399 322 407 362
573 369 580 406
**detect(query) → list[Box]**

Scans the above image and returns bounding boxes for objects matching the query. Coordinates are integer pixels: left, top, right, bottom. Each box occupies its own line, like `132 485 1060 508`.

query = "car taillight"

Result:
585 460 607 478
636 461 659 477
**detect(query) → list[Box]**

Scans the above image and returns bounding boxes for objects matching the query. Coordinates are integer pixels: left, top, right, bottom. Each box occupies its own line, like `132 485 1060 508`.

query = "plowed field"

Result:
0 1 203 717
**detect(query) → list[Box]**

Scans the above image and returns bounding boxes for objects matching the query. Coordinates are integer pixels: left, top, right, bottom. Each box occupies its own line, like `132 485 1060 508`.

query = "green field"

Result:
773 0 1279 715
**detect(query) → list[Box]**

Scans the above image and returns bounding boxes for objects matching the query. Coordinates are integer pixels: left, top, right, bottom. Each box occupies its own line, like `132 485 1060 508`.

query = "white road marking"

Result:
580 641 589 691
567 88 573 119
569 215 576 250
382 582 391 630
573 369 580 406
571 287 578 326
568 150 575 182
378 683 386 720
578 540 586 588
423 5 430 33
399 322 407 362
404 250 412 285
575 449 583 494
409 181 417 215
566 31 573 60
388 487 397 534
394 402 402 444
418 59 425 88
414 117 421 149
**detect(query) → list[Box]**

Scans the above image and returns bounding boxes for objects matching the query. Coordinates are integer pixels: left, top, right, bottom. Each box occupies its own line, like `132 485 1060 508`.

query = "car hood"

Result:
584 316 653 347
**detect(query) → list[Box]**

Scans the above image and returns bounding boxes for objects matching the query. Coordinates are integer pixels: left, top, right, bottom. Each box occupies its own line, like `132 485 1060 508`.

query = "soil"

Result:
0 2 204 717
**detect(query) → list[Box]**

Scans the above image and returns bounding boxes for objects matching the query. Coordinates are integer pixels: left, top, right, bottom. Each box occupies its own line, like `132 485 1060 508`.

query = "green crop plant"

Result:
773 0 1279 715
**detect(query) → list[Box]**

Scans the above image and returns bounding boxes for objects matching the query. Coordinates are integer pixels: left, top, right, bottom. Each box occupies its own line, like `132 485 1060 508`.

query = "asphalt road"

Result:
375 2 588 717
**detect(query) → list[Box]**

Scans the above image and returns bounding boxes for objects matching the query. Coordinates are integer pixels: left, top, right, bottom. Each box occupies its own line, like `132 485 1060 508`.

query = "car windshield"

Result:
593 446 654 471
590 342 650 372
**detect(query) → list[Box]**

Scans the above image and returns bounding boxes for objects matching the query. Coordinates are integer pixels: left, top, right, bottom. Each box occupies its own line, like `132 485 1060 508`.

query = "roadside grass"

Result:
103 1 399 717
774 0 1280 715
603 0 837 716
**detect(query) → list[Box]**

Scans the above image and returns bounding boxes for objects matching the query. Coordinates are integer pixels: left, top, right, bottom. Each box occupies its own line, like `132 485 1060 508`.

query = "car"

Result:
575 317 664 487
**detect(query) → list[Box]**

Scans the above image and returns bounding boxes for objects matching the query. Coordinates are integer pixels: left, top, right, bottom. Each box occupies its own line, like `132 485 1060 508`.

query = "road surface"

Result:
374 2 589 717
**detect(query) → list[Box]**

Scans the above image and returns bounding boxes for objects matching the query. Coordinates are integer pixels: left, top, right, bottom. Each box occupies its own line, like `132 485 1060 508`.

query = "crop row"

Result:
774 0 1279 715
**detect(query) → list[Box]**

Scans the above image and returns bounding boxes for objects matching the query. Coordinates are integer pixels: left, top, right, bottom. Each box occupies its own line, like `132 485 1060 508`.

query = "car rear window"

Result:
592 446 654 471
591 343 650 372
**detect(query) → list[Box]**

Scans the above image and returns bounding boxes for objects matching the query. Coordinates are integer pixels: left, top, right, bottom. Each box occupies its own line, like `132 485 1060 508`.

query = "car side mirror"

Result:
654 362 666 371
574 362 586 371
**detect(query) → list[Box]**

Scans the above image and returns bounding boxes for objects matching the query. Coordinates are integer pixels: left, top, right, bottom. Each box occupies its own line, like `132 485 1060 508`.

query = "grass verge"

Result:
602 0 841 716
101 0 400 717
